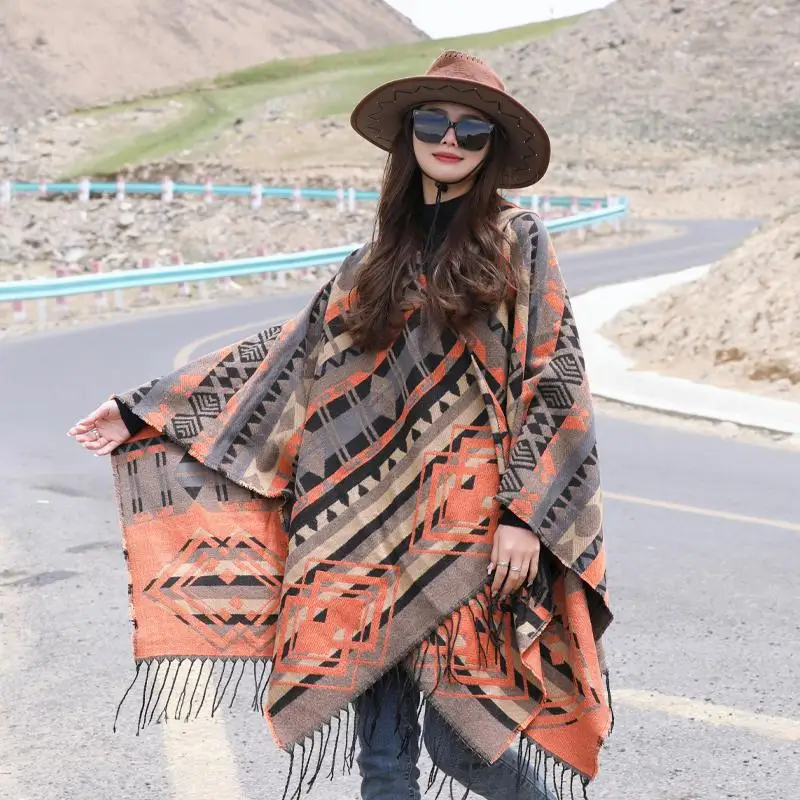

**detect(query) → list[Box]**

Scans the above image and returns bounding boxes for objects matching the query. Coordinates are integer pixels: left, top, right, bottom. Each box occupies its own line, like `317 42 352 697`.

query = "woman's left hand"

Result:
489 524 541 598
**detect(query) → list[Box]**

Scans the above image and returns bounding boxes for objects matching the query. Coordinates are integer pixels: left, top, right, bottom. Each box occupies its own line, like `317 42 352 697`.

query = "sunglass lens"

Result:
412 109 450 144
455 118 493 151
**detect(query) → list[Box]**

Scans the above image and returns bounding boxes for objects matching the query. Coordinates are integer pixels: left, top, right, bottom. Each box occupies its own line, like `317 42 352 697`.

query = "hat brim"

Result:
350 76 550 189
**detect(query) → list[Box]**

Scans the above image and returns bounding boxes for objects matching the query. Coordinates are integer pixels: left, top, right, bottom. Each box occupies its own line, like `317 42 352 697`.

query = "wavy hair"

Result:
344 115 518 351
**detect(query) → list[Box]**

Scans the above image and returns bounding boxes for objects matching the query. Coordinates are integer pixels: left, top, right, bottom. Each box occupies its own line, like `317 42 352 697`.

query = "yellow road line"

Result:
161 663 241 800
606 491 800 533
173 316 287 369
615 689 800 741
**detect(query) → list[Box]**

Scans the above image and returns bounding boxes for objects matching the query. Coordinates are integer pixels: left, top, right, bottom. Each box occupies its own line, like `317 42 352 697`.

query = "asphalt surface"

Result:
2 217 799 800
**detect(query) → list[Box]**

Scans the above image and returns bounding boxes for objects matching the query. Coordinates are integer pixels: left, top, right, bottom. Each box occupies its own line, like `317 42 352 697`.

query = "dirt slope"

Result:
603 208 800 402
0 0 423 126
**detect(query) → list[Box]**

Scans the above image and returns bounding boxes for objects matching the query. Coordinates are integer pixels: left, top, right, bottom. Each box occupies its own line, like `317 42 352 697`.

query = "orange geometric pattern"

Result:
273 560 400 691
411 426 499 557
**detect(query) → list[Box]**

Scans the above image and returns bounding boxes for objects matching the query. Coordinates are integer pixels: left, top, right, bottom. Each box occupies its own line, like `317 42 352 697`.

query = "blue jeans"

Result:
354 668 555 800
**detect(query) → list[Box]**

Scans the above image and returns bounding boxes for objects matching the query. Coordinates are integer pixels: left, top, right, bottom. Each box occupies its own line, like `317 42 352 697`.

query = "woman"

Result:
68 51 612 800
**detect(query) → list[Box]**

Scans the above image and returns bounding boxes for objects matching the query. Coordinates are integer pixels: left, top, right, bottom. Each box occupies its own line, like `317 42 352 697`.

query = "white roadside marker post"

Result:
11 270 27 323
251 182 263 212
55 264 69 316
92 260 109 311
161 177 174 204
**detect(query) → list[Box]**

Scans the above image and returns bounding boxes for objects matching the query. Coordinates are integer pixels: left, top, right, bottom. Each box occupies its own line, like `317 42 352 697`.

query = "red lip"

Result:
433 152 463 163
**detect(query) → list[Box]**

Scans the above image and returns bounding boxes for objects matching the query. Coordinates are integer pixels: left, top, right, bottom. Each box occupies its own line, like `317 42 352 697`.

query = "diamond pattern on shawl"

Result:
410 426 499 557
144 526 284 652
273 560 400 691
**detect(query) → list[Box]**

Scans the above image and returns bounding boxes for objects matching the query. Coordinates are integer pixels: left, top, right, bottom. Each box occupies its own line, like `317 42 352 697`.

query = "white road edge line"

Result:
572 265 800 436
615 689 800 741
605 491 800 533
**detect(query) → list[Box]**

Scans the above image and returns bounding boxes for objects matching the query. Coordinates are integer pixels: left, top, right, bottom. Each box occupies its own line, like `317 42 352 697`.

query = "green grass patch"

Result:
214 18 572 90
69 17 576 177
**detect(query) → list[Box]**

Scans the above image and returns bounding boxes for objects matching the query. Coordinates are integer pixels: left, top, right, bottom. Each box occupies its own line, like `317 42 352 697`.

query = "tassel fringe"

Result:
113 656 273 735
115 637 604 799
115 657 594 799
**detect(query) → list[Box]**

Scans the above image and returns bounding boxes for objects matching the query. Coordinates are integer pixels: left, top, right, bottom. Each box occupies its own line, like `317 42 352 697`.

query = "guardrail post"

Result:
251 182 263 211
274 263 288 289
173 253 190 297
542 195 551 217
347 187 356 213
592 200 603 231
116 176 126 203
1 180 12 207
78 177 90 204
529 195 539 214
36 279 48 330
216 251 226 291
256 247 269 287
336 185 345 213
292 183 302 212
139 257 155 304
38 180 49 198
113 275 126 311
11 271 27 322
55 265 69 316
92 260 109 310
607 196 622 231
161 177 174 204
204 177 214 205
216 251 237 293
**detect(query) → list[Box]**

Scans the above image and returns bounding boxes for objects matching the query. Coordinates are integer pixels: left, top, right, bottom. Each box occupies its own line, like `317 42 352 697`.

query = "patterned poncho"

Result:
110 207 612 797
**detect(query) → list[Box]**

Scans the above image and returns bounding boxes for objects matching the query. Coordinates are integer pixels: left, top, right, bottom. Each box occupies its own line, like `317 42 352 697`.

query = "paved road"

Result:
2 217 799 800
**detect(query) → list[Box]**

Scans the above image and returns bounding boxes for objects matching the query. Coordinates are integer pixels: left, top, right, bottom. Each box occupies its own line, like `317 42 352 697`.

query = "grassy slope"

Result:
69 18 574 179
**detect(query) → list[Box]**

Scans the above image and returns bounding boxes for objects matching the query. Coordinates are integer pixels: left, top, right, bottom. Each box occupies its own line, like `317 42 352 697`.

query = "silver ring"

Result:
509 566 522 572
92 429 100 440
497 561 509 568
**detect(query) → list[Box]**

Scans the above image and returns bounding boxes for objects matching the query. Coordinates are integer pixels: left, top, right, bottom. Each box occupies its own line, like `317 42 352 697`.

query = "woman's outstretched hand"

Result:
66 400 131 456
489 523 541 598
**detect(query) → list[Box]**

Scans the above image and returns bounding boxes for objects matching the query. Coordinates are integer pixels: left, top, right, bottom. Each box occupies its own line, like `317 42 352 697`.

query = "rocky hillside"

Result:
0 0 423 126
492 0 799 158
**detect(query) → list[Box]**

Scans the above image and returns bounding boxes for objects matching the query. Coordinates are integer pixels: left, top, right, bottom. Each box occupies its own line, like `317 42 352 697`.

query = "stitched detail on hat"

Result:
429 51 505 90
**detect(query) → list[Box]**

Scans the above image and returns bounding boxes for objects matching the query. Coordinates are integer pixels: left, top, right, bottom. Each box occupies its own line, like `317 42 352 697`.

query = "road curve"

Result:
2 217 799 800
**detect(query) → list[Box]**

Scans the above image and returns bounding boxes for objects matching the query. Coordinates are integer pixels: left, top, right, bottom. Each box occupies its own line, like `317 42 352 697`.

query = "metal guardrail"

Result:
0 201 628 303
3 179 613 210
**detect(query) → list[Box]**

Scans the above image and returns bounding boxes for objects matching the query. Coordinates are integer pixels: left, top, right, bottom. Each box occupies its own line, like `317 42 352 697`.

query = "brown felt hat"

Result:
350 50 551 189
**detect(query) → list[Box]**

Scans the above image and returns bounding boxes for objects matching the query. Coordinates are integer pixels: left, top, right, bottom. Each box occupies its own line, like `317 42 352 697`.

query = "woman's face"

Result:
411 102 493 186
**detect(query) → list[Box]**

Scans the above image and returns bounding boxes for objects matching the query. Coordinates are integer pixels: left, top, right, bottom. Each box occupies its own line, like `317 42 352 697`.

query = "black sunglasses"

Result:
411 108 495 152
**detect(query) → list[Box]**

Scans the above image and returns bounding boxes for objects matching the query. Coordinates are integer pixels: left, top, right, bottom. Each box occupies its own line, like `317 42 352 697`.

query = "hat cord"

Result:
420 180 449 267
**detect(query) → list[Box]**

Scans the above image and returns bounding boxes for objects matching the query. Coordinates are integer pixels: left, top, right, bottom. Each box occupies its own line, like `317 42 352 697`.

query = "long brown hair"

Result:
344 115 518 351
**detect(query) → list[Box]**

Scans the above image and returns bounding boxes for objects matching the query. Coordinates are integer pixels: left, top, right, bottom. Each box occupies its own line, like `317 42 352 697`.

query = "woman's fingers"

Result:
526 549 541 587
501 554 531 597
94 439 121 457
67 402 113 436
83 435 122 456
489 525 544 597
490 556 511 595
81 435 109 452
488 530 500 575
